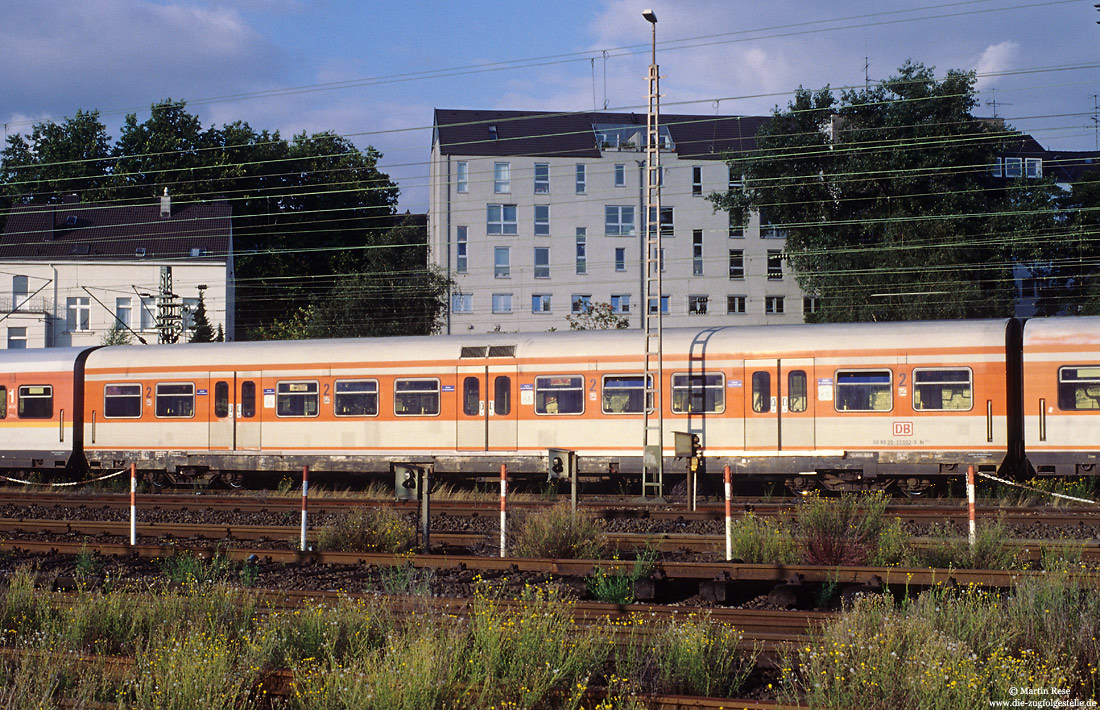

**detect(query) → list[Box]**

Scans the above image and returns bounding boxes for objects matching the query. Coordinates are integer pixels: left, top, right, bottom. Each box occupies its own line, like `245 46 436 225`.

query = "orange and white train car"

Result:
78 319 1023 490
0 347 93 472
1021 316 1100 476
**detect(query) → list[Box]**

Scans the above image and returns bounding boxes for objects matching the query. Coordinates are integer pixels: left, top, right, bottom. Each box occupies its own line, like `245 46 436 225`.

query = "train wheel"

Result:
897 477 932 498
150 471 169 488
223 472 245 489
786 475 819 496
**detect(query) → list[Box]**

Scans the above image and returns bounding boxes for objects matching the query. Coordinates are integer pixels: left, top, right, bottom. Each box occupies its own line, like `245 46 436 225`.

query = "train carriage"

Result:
1021 316 1100 476
0 347 94 472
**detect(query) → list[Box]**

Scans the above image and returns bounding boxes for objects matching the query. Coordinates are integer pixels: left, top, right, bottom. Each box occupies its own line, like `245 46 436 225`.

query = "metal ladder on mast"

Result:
641 59 663 499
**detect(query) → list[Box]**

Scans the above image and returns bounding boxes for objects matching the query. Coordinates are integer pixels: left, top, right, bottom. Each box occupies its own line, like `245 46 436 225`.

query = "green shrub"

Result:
652 613 756 697
728 513 800 563
315 507 414 553
587 545 658 604
511 503 607 559
796 492 890 565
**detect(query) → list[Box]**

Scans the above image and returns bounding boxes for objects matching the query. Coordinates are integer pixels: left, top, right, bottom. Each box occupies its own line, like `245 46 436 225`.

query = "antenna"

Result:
984 87 1012 120
602 50 609 109
1092 94 1098 151
864 56 870 88
591 57 597 110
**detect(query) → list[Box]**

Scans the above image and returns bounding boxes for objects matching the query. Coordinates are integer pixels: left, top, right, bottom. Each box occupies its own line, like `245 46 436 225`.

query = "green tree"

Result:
566 302 630 330
101 322 133 345
712 61 1059 322
188 288 215 342
1038 168 1100 315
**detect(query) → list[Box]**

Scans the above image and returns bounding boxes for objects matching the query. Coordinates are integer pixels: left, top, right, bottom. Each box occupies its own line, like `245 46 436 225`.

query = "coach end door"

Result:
209 371 260 451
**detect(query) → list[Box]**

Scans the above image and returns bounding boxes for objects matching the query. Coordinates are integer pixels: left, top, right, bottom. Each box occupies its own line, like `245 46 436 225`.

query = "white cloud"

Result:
973 41 1020 90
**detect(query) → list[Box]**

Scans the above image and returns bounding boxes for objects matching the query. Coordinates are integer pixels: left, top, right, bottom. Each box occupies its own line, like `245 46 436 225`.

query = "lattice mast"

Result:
642 9 664 498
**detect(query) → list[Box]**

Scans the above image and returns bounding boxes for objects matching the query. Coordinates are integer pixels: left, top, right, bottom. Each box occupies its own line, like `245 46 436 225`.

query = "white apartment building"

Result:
429 109 811 334
0 192 233 348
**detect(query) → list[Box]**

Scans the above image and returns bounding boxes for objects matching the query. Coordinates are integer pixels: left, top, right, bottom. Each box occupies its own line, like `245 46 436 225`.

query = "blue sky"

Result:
2 0 1098 212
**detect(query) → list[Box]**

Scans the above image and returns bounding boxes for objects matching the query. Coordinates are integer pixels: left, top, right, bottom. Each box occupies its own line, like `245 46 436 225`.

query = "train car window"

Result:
494 376 511 416
463 377 480 416
751 372 771 413
155 383 195 418
18 385 53 419
913 368 973 411
671 373 725 413
0 386 6 419
394 379 440 416
788 371 808 413
1057 366 1100 411
602 374 653 414
334 380 378 417
276 381 319 417
241 381 256 418
214 382 230 418
835 370 892 411
104 384 142 418
535 376 584 414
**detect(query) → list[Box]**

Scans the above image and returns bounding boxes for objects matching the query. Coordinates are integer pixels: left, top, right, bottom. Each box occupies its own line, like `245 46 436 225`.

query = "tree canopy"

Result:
0 100 446 338
711 61 1062 322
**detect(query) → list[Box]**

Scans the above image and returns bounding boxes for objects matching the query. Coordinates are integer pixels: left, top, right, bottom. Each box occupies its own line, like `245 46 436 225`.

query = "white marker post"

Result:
724 464 732 561
967 465 977 547
300 465 309 552
499 464 507 557
129 463 137 546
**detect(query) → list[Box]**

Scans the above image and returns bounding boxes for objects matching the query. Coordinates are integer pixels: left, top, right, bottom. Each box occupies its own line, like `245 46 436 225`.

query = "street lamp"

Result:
641 7 664 499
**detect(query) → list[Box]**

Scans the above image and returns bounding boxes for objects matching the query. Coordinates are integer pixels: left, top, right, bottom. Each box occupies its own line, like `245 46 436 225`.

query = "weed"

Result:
512 503 607 559
157 549 234 586
314 507 414 553
587 544 659 604
74 541 100 578
796 491 890 565
378 557 434 596
728 513 800 563
652 613 757 698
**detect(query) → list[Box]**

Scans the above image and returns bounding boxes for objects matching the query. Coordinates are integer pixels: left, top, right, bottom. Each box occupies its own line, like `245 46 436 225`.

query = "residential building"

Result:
429 109 808 333
0 192 233 348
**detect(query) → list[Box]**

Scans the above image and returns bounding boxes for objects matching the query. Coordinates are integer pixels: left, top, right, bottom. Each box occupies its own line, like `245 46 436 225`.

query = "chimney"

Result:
159 187 171 218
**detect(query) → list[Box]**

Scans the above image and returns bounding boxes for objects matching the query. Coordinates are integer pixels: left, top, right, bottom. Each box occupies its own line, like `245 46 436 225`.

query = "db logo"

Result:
893 422 913 436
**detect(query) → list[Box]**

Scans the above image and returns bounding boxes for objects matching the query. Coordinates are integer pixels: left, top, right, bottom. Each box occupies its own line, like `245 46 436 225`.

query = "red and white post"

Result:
724 465 732 561
129 463 137 546
499 464 507 557
300 465 309 552
967 465 977 547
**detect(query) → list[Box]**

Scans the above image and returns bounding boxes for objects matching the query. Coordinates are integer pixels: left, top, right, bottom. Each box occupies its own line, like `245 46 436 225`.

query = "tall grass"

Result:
727 513 800 563
314 507 415 553
512 503 607 559
796 492 891 566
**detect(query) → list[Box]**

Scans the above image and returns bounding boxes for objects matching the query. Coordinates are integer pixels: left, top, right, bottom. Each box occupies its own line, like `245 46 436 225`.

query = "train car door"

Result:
456 365 518 451
744 359 816 452
780 359 815 450
209 371 261 451
487 364 518 450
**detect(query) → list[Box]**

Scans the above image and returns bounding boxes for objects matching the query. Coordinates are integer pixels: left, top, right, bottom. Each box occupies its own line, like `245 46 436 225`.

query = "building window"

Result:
575 164 586 193
767 250 784 280
729 249 744 279
534 205 550 236
494 162 510 193
647 295 670 314
688 295 709 315
66 297 90 332
760 210 785 239
615 247 626 272
611 294 631 314
452 293 472 313
488 124 499 140
729 208 745 238
571 294 591 313
605 205 635 236
115 297 132 329
990 159 1003 178
692 229 704 275
456 226 468 273
648 246 666 273
181 297 199 332
576 230 587 275
1025 158 1043 179
765 296 785 314
6 327 26 349
647 206 674 237
487 204 518 235
155 383 195 418
12 275 27 310
456 161 468 193
492 293 512 313
394 378 440 416
692 166 702 195
534 163 549 193
140 296 156 330
532 294 552 313
494 247 510 278
1003 157 1023 178
614 163 626 187
727 295 746 314
803 296 819 315
534 246 550 278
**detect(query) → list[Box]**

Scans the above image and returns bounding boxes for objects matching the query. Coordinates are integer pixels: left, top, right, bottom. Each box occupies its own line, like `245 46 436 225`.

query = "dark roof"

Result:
1036 151 1100 183
0 198 231 262
433 108 768 161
